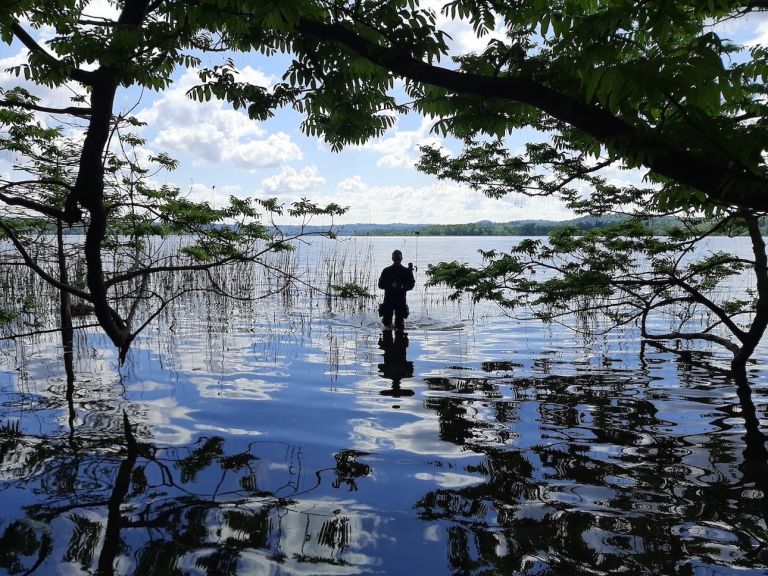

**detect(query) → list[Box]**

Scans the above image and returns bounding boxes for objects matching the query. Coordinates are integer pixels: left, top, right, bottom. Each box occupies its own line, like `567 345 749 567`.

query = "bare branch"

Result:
641 328 741 355
0 221 91 301
669 276 747 342
0 99 91 117
639 298 740 354
0 323 101 342
0 181 76 220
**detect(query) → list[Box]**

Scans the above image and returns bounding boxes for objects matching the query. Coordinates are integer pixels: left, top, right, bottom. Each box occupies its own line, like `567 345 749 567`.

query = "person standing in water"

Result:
378 249 416 330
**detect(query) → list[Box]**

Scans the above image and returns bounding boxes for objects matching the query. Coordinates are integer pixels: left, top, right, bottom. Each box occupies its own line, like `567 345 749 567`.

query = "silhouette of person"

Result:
378 330 414 397
378 249 415 330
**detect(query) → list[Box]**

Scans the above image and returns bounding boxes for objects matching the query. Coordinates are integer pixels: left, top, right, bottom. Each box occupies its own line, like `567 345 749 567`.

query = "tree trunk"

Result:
77 76 132 359
732 215 768 372
73 0 152 362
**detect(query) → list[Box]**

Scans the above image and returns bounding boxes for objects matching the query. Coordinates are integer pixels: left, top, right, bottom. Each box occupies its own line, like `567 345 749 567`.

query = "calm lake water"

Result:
0 236 767 575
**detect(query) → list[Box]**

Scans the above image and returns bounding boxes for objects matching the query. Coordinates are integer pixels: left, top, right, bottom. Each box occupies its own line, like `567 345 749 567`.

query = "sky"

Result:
1 3 766 226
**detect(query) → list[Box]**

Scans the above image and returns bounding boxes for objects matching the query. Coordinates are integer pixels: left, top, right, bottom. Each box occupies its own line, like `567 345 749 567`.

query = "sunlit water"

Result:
0 236 767 575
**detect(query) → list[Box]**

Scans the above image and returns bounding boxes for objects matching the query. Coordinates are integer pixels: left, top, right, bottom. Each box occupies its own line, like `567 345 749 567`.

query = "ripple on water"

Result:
1 236 768 575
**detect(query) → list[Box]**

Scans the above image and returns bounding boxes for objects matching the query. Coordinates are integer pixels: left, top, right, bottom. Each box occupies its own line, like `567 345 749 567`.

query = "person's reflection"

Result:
378 330 414 398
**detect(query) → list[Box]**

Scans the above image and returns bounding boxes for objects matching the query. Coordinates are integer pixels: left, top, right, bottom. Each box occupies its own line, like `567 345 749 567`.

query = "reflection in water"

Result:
414 369 768 574
378 330 414 398
2 320 768 575
332 450 371 491
0 410 382 574
1 236 768 574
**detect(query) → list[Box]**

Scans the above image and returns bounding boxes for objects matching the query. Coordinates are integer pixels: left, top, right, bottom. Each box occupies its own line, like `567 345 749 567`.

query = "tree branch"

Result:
9 20 96 85
669 276 747 342
104 256 243 287
640 301 741 355
296 18 768 212
0 322 101 342
0 221 92 301
0 186 70 220
641 329 740 354
0 99 91 117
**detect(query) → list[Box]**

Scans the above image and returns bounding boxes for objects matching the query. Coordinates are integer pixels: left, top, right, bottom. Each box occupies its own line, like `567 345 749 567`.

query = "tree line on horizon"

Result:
355 216 768 237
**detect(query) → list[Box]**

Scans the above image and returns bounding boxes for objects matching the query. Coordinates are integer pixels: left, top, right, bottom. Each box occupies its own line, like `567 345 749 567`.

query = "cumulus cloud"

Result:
746 18 768 47
711 10 768 47
337 175 367 194
422 0 508 57
261 166 326 195
82 0 120 20
137 68 301 171
330 176 572 224
228 133 303 169
361 117 444 168
181 182 244 209
0 47 83 112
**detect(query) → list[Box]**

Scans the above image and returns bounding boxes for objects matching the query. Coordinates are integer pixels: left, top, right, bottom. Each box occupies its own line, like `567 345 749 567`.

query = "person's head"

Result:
391 250 403 263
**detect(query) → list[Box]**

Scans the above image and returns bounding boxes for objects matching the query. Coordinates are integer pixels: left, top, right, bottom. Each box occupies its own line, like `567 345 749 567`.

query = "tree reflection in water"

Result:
1 328 767 574
0 412 377 574
414 363 768 575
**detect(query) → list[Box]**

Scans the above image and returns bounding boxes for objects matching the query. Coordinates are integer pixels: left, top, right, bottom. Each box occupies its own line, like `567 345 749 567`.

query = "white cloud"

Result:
746 19 768 47
337 175 367 194
261 165 326 195
330 176 572 224
423 0 508 57
361 117 443 168
137 68 300 171
82 0 121 20
234 65 273 88
183 182 244 209
228 132 302 169
598 164 649 190
712 11 768 46
0 47 83 111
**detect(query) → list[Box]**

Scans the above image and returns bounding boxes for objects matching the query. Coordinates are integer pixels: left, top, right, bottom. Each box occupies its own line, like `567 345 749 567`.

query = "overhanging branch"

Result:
0 221 91 301
296 18 768 212
670 276 747 342
10 21 97 86
0 99 91 117
0 181 73 220
639 297 741 354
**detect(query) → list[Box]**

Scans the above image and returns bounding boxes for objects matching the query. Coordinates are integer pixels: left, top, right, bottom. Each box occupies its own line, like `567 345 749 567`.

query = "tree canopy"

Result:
257 1 767 212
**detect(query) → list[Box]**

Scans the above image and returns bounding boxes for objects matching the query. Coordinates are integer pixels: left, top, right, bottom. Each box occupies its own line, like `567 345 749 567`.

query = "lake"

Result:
0 235 766 575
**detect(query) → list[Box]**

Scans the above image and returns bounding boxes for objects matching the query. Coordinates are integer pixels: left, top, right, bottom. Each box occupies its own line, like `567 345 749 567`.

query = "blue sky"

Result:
1 2 766 225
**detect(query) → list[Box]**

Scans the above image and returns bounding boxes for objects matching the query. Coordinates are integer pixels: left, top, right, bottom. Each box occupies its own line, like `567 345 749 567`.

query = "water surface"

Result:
0 236 766 575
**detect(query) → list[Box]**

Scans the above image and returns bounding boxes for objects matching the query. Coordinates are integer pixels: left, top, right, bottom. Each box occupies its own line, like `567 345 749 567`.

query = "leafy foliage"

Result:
428 211 766 370
331 282 374 299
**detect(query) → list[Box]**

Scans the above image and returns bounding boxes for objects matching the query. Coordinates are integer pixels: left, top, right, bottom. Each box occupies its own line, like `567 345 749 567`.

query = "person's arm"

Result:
378 267 389 290
404 265 416 291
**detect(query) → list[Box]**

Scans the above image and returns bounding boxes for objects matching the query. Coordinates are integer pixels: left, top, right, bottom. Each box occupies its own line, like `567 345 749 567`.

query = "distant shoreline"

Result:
336 216 768 237
9 214 768 237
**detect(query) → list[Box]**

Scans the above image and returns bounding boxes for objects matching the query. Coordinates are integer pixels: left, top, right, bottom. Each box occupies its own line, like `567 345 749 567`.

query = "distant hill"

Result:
8 214 764 238
282 215 690 236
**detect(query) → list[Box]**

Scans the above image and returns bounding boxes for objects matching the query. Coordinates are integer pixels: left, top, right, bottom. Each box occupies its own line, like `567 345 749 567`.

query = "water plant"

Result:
330 282 374 300
0 106 346 361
